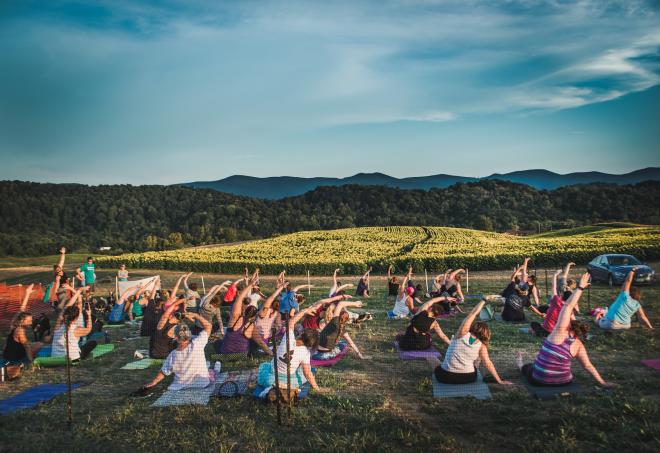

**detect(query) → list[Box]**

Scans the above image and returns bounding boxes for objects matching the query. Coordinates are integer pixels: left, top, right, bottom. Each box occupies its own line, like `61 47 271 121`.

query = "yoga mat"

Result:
213 368 258 397
36 346 52 358
152 383 215 407
641 359 660 372
33 356 75 368
88 332 109 343
432 372 492 400
521 378 586 400
394 341 442 360
0 383 86 415
103 323 127 329
494 313 528 324
252 382 311 399
387 310 409 320
311 343 348 367
91 344 115 359
121 358 163 370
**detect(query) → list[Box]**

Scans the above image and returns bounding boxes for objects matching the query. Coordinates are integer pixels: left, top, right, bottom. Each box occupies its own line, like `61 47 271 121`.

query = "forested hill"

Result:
1 179 658 256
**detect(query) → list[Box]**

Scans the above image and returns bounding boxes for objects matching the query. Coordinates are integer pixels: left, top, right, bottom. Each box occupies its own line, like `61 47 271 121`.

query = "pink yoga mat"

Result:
311 343 349 367
641 359 660 371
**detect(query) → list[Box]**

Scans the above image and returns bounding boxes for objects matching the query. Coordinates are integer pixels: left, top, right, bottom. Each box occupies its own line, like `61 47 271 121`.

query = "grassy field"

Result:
0 266 658 452
94 224 660 274
0 253 91 270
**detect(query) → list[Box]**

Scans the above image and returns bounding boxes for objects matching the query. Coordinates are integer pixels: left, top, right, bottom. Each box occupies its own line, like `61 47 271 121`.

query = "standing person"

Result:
593 268 653 330
518 273 617 388
427 300 512 385
141 312 213 392
2 284 43 364
77 257 96 292
117 264 129 282
356 267 372 298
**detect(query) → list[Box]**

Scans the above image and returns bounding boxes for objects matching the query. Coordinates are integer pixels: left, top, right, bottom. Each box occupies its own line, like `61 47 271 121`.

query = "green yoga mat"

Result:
91 344 115 359
121 358 163 370
33 356 76 368
103 323 127 329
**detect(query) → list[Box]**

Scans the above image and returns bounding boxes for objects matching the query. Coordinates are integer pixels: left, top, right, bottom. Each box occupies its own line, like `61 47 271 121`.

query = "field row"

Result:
96 225 660 274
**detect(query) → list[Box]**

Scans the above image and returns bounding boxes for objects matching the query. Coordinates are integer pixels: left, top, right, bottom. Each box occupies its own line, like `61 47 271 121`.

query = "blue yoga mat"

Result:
0 383 86 415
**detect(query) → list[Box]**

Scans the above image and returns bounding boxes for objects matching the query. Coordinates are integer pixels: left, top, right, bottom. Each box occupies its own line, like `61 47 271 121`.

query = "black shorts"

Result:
434 366 477 384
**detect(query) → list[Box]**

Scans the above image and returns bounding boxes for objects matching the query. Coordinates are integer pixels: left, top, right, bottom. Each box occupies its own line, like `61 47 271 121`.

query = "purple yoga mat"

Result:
311 343 349 367
641 359 660 371
394 341 442 360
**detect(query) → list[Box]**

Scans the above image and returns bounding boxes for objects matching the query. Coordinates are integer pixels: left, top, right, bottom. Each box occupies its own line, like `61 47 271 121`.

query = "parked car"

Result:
586 254 655 286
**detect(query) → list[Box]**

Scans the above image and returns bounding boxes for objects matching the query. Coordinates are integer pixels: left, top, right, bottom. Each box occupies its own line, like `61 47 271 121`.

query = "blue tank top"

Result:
108 302 126 322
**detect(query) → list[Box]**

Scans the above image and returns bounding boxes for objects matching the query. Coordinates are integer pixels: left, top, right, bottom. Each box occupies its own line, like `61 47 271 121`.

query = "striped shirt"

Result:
531 336 575 385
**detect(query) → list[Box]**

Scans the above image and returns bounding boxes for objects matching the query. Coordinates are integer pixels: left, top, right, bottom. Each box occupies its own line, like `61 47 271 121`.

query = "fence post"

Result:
285 312 292 419
466 268 469 295
64 324 73 430
544 269 548 300
271 326 282 425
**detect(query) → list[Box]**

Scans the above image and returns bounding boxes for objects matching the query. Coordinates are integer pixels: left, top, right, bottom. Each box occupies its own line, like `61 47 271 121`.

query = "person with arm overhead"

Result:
594 268 653 330
316 297 366 359
398 296 455 351
51 287 96 361
391 267 416 317
356 267 372 298
3 284 44 364
519 272 617 388
428 299 512 385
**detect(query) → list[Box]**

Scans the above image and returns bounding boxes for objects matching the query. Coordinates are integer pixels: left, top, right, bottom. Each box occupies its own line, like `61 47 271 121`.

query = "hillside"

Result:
1 180 659 256
180 167 660 199
96 224 660 274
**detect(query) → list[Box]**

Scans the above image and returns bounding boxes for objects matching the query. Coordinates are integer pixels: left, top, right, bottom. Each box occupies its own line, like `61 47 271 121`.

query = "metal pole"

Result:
424 269 429 293
285 311 292 419
201 276 206 295
271 326 282 425
64 323 73 429
307 271 311 296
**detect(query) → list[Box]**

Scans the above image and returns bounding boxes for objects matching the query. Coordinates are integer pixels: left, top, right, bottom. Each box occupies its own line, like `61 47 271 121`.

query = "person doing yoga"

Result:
391 267 418 318
398 297 455 351
316 297 365 360
356 267 372 298
2 284 43 364
501 261 545 322
593 268 653 330
428 300 512 385
518 272 617 388
51 287 96 361
142 312 212 392
530 266 576 337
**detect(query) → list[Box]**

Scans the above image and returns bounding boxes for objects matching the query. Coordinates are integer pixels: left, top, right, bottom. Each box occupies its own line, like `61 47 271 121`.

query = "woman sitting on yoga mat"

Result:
2 284 44 364
141 278 163 337
142 312 213 392
214 279 272 356
316 298 366 360
329 268 353 297
592 268 653 331
501 261 545 322
391 267 418 318
51 287 96 361
518 272 616 388
428 300 512 385
530 267 577 337
398 297 456 350
107 284 141 324
194 281 231 335
257 302 325 393
255 283 286 342
130 281 157 320
150 297 186 359
441 269 466 302
387 265 400 298
355 267 372 298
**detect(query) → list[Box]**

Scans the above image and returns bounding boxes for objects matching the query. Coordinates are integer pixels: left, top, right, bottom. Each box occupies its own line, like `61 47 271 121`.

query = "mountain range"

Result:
179 167 660 199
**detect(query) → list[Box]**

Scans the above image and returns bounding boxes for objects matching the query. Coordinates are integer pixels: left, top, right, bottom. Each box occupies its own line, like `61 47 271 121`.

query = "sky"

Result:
0 0 659 185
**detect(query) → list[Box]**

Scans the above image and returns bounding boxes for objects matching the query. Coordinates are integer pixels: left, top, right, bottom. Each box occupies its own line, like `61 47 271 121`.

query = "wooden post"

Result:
201 276 206 295
64 324 73 429
285 312 292 419
466 268 469 294
271 326 282 425
544 269 548 300
307 270 311 295
424 269 429 293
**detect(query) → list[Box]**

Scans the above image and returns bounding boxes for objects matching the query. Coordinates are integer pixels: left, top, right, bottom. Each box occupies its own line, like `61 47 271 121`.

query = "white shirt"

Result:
247 293 262 308
276 330 310 379
442 333 481 374
51 324 80 360
392 293 410 317
161 331 210 391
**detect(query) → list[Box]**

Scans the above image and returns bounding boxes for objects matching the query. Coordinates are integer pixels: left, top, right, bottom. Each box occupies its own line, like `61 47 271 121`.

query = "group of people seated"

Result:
2 249 653 398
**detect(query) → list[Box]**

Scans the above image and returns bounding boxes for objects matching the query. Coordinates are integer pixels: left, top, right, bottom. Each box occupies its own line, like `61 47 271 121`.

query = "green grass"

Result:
1 268 659 452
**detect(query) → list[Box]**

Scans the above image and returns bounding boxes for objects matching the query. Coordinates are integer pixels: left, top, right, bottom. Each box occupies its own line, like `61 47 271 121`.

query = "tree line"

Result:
0 179 658 256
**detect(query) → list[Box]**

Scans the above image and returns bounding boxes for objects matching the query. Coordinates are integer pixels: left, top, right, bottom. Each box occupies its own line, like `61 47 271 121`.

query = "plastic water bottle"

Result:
214 361 222 373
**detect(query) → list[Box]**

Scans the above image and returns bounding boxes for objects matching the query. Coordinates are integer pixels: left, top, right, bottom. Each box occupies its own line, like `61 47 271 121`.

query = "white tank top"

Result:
392 293 410 316
51 324 80 360
442 333 481 374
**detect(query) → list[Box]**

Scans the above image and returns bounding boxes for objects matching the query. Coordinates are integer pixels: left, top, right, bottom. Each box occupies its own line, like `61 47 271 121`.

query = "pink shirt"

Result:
542 295 563 333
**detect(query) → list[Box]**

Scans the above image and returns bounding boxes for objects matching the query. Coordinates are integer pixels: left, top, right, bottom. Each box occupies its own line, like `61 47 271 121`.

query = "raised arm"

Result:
449 268 465 280
169 274 186 302
458 300 485 338
293 284 313 293
229 282 254 324
74 306 93 337
331 299 363 318
260 284 286 315
333 268 340 288
157 298 184 330
334 283 353 294
399 266 413 295
19 284 35 312
549 272 589 341
56 247 66 270
276 270 286 287
419 296 455 313
186 312 211 335
510 264 524 282
387 265 393 280
552 269 561 297
621 268 637 293
361 267 372 280
562 262 575 282
522 258 531 282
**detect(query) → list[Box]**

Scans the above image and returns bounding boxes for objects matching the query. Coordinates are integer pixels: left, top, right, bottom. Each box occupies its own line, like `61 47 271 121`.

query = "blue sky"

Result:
0 0 658 185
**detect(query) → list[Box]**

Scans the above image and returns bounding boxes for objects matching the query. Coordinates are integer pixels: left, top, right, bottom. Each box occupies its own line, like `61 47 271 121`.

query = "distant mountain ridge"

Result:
179 167 660 199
